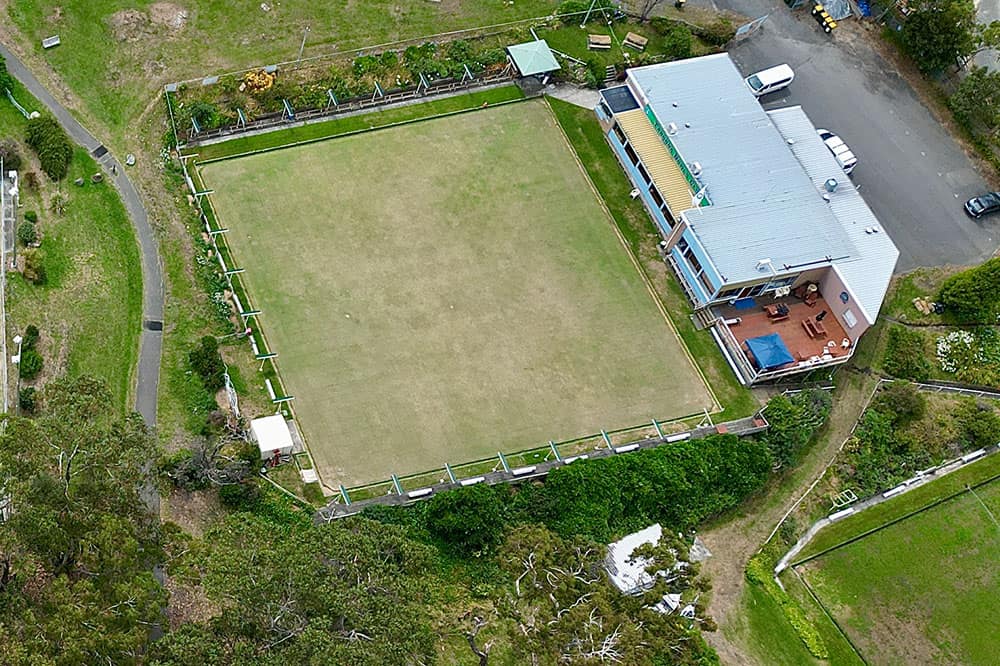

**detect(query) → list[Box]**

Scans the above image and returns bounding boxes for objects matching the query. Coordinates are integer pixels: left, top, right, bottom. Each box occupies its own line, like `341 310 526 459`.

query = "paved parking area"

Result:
691 1 998 270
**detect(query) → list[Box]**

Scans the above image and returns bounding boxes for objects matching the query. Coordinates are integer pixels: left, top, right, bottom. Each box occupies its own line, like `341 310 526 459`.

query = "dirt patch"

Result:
149 3 189 32
164 576 216 630
162 488 224 538
109 9 151 43
47 6 63 24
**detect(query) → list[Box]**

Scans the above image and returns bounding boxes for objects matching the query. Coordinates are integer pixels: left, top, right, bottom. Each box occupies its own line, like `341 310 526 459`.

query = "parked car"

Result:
816 129 857 175
964 192 1000 219
745 64 794 97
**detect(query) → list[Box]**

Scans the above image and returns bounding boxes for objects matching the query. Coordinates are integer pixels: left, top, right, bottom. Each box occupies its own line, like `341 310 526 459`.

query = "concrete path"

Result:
545 83 601 109
0 41 163 425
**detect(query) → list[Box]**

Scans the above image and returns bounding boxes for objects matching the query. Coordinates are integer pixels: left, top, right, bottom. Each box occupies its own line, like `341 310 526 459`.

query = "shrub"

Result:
189 336 226 392
759 390 832 469
954 397 1000 449
23 210 38 223
872 381 926 425
17 221 36 247
0 139 22 171
583 59 605 89
661 23 693 59
557 0 613 23
25 115 73 181
425 484 506 554
23 324 39 350
745 554 829 658
0 55 13 95
694 17 736 47
21 248 46 285
19 348 42 380
22 171 39 191
938 258 1000 323
219 479 262 510
883 325 931 381
18 387 37 414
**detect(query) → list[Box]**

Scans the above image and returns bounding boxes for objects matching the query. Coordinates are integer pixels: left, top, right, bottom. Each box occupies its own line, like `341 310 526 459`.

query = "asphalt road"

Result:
0 41 164 424
702 1 998 271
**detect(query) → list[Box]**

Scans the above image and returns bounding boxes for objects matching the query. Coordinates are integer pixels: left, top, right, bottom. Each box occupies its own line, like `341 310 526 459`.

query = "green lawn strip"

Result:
726 580 825 666
794 451 1000 562
780 568 867 666
798 479 1000 665
8 0 559 143
545 96 756 419
192 85 526 161
1 87 141 412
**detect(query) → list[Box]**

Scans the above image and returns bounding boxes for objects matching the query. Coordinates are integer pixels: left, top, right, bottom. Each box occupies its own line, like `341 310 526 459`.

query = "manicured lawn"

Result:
199 99 714 487
7 0 559 138
1 84 141 412
798 476 1000 665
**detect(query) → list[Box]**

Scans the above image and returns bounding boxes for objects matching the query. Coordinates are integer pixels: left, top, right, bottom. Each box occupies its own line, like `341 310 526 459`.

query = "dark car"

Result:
964 192 1000 219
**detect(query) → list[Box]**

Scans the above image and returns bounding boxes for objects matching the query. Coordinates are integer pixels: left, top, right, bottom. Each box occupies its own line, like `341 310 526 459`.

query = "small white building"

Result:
250 414 294 464
604 523 663 596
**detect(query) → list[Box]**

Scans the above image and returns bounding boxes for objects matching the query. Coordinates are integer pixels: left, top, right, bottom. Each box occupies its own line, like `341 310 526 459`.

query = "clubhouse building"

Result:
596 53 898 384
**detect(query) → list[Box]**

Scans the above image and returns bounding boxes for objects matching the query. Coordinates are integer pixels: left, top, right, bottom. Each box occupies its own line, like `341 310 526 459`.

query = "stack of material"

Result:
912 296 934 315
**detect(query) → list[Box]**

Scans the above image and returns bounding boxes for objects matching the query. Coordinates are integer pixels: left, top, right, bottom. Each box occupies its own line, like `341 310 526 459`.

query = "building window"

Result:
623 142 640 166
677 237 689 253
600 101 613 119
636 163 651 184
698 271 714 294
612 123 627 144
718 287 741 300
649 185 664 208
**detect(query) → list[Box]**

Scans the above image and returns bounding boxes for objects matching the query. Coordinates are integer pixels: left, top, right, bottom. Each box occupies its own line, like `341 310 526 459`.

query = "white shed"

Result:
604 523 663 595
251 414 294 463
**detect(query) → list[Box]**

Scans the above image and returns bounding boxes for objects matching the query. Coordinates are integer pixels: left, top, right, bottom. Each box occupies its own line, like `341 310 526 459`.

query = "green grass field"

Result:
1 83 142 412
7 0 558 140
798 477 1000 665
199 99 713 486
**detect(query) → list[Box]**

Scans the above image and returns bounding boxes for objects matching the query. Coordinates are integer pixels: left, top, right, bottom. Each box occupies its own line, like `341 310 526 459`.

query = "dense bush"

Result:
23 324 39 350
368 435 772 545
938 257 1000 323
557 0 613 23
424 483 506 554
218 479 263 509
0 139 22 171
954 397 1000 449
189 335 226 392
17 221 36 247
18 387 37 414
692 17 736 47
23 210 37 223
25 115 73 181
0 55 13 93
872 381 926 425
537 434 772 541
759 389 832 469
19 348 42 380
883 325 931 381
661 23 694 59
935 327 1000 386
900 0 977 75
21 248 46 285
584 59 606 88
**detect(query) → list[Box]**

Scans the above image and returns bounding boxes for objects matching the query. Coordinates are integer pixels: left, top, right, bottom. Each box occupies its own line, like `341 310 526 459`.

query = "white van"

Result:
745 64 794 97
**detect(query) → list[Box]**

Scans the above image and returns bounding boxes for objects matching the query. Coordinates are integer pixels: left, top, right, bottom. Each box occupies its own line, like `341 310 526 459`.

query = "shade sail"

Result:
745 333 794 370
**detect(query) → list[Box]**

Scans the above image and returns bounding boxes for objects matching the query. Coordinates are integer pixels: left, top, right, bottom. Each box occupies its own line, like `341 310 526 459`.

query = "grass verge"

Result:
545 96 756 419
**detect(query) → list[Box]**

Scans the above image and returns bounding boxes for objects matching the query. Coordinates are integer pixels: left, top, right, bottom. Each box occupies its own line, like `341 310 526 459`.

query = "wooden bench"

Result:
588 34 612 50
624 32 649 51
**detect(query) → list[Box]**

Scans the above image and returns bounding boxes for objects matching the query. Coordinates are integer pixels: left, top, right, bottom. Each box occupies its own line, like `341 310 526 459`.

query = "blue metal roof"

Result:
626 54 858 285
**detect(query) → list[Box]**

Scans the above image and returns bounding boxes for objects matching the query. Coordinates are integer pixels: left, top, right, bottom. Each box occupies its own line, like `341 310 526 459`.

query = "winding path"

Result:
0 41 163 425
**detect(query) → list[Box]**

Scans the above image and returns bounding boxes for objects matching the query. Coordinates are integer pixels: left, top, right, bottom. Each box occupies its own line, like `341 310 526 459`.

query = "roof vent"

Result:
824 178 838 193
787 138 795 145
666 122 678 135
822 194 831 203
690 162 702 177
672 102 678 107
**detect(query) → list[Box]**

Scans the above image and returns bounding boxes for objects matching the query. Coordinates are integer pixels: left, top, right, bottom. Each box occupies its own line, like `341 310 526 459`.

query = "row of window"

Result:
675 238 714 296
715 274 798 301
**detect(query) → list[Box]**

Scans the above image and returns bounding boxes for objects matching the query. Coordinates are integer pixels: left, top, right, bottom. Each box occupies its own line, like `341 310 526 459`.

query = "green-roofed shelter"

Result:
506 39 561 77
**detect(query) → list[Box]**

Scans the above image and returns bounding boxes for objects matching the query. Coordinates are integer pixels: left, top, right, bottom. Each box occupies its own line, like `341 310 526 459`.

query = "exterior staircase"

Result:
603 65 617 86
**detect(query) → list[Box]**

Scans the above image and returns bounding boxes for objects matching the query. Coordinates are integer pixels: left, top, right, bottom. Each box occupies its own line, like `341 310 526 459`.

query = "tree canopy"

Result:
0 376 165 665
901 0 979 75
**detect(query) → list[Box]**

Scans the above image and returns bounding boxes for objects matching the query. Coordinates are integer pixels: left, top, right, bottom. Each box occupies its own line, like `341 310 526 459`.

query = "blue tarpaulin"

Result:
745 333 794 370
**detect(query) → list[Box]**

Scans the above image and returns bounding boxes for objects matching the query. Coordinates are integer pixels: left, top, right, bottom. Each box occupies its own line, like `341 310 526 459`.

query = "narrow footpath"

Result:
0 41 163 425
